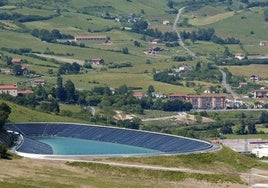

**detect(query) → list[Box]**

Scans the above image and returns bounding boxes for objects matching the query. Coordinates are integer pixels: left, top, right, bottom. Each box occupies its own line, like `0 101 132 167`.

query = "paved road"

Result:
220 69 237 100
173 7 197 59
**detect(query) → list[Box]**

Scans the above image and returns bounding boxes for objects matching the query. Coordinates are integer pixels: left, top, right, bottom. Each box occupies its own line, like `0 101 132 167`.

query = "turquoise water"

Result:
34 137 162 155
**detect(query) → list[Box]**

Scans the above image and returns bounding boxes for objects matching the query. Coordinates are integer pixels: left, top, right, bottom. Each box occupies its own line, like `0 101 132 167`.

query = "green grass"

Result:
107 147 259 172
62 72 194 94
206 7 268 45
223 64 268 79
0 100 87 123
67 160 243 184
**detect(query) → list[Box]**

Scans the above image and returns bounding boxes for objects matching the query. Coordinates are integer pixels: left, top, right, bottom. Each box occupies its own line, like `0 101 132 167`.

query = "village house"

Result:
147 46 164 55
133 92 143 99
253 89 268 98
151 38 161 44
254 100 265 109
34 79 46 86
162 20 170 25
74 36 107 42
17 89 34 96
203 84 211 94
250 75 261 81
178 65 192 72
151 92 166 98
260 40 268 46
0 84 18 97
11 58 22 64
235 53 246 60
91 58 104 65
239 82 248 88
0 68 10 74
21 66 29 76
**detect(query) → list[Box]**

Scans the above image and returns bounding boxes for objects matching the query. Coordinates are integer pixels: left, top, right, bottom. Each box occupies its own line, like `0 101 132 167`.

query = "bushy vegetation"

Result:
185 62 221 83
0 102 11 159
0 12 55 22
180 28 240 44
216 58 268 66
31 29 73 42
153 71 182 86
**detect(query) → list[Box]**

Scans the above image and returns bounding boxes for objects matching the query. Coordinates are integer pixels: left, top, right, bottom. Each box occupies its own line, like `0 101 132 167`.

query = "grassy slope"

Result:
0 100 87 123
107 146 261 172
1 147 267 187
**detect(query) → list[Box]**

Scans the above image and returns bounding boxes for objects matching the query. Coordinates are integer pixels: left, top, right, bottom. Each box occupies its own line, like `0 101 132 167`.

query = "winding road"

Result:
173 7 197 59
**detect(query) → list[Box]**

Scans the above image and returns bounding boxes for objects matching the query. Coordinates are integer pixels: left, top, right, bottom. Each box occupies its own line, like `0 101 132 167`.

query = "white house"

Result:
235 53 246 60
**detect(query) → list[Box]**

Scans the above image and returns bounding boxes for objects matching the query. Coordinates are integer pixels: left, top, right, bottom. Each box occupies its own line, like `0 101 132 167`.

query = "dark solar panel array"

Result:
5 123 214 155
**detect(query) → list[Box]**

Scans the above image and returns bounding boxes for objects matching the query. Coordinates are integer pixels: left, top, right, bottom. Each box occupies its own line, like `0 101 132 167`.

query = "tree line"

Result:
180 28 240 44
131 20 178 42
0 102 11 159
31 29 74 42
0 12 55 22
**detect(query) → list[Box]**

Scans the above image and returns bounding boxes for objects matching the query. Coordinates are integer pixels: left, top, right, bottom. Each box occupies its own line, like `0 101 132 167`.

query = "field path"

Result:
33 53 85 65
173 7 197 59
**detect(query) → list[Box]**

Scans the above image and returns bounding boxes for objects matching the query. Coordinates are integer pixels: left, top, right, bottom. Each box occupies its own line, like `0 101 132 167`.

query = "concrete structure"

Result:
252 145 268 158
216 139 268 154
0 84 17 96
169 94 226 109
187 94 226 109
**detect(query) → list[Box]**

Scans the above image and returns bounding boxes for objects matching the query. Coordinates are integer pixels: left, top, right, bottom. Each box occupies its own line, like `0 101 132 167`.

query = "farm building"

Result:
74 36 107 42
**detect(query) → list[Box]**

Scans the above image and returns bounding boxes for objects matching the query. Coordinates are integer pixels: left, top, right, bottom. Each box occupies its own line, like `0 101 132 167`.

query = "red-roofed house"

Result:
18 89 34 95
11 58 22 64
34 79 46 86
74 36 107 42
133 92 143 99
239 82 248 88
0 84 17 96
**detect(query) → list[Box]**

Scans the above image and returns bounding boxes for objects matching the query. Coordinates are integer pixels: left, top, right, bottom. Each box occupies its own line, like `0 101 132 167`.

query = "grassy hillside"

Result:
1 0 268 93
0 100 87 123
